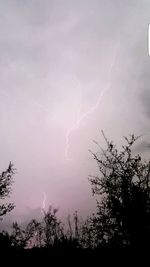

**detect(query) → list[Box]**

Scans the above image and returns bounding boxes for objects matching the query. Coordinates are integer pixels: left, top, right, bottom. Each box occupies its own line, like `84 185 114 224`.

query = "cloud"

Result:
0 0 150 223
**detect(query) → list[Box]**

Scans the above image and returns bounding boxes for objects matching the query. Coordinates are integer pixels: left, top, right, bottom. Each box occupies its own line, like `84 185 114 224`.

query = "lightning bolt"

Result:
41 192 47 214
65 40 120 161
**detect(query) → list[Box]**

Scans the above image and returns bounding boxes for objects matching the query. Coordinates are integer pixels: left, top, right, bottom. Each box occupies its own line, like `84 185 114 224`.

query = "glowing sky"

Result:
0 0 150 223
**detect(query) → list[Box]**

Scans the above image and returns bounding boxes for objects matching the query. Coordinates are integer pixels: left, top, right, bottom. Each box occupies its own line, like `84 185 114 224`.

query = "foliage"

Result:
89 132 150 248
0 162 15 218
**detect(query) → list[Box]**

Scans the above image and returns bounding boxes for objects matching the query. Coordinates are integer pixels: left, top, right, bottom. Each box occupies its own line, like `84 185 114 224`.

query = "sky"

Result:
0 0 150 224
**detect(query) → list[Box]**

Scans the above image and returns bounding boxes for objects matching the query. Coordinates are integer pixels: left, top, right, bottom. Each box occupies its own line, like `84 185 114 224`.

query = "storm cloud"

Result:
0 0 150 222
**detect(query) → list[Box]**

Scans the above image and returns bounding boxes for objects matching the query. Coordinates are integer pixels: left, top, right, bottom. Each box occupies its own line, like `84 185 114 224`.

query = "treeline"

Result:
0 208 93 249
1 133 150 250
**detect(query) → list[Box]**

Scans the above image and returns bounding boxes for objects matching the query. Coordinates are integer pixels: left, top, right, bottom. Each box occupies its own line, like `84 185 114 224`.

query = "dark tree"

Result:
0 162 15 219
89 132 150 248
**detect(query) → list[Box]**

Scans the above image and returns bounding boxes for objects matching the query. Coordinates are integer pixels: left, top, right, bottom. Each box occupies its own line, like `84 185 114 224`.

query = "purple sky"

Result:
0 0 150 224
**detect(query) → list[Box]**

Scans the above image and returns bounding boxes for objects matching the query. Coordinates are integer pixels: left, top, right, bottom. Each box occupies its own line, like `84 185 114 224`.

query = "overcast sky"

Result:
0 0 150 223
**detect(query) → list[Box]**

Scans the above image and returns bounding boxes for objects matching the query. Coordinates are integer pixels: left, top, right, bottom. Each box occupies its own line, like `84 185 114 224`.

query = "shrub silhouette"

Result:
10 220 39 249
89 132 150 248
8 208 83 249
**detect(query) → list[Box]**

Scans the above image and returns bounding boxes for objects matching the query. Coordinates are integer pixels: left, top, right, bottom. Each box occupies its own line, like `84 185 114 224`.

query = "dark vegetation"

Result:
1 133 150 253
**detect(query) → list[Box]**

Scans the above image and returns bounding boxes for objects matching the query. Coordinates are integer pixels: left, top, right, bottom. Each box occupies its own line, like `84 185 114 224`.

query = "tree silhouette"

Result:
0 162 15 219
89 132 150 248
